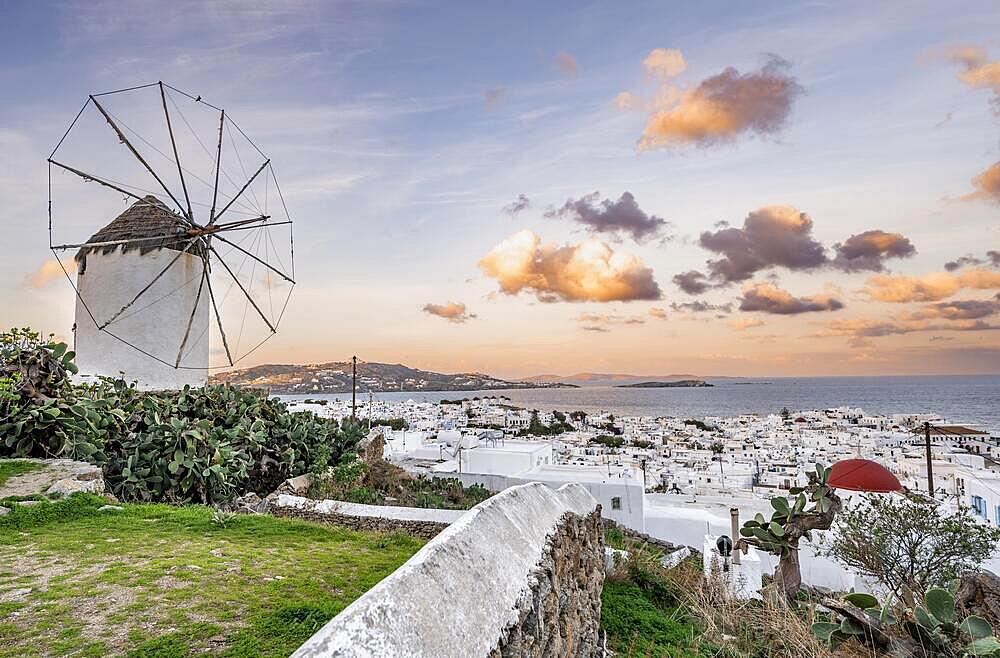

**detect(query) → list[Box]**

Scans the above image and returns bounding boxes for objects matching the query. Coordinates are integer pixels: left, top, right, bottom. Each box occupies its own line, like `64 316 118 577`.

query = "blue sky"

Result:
1 0 999 376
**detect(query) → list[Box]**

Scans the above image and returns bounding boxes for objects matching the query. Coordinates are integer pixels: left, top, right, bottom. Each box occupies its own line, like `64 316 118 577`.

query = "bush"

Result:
0 328 359 504
593 434 624 448
821 493 1000 600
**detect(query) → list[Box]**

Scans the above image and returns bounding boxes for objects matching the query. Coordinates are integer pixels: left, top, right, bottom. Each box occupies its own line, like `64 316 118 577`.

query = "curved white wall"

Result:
74 248 208 390
292 482 600 658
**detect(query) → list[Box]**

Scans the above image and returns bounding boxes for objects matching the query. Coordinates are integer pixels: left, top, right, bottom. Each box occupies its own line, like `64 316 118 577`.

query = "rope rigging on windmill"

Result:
47 82 295 389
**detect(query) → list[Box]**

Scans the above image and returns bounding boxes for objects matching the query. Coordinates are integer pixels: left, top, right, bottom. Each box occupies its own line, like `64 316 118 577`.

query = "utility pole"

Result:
351 356 357 421
924 421 934 498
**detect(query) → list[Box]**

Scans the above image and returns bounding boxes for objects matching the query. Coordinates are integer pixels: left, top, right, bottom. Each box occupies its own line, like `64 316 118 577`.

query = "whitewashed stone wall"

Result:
292 482 604 658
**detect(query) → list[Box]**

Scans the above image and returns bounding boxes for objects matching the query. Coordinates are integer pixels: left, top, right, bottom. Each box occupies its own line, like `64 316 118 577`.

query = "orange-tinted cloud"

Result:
944 45 1000 109
863 269 1000 302
648 307 668 320
478 229 662 303
729 317 765 330
739 282 844 315
423 302 477 323
643 48 687 80
961 161 1000 204
575 312 646 332
816 314 999 348
25 259 69 289
554 52 577 77
622 53 801 149
699 205 827 283
831 230 916 272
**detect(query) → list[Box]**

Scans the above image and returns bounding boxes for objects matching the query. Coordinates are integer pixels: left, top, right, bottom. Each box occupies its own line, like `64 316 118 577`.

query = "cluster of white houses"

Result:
287 395 1000 591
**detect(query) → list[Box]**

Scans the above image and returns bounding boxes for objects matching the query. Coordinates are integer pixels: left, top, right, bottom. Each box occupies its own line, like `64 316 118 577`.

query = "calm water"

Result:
280 375 1000 433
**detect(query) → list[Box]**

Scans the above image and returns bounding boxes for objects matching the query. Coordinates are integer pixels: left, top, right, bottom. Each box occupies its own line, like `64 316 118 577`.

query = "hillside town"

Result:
286 395 1000 590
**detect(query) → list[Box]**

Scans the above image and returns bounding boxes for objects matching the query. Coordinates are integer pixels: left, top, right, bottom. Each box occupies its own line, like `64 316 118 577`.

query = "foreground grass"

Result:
0 494 424 657
0 460 45 489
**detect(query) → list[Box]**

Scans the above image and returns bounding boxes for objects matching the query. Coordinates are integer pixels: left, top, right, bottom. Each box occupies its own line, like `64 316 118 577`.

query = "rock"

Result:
0 588 32 603
97 505 123 512
0 506 9 516
232 492 268 514
48 477 104 497
18 500 40 507
283 474 312 495
74 467 102 482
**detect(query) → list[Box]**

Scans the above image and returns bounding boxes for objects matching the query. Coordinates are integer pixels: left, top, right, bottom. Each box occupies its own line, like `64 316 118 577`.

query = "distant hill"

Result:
523 372 734 387
210 361 577 394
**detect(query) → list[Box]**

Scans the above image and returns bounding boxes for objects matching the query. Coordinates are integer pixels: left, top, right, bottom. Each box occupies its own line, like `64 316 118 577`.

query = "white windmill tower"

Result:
47 82 295 389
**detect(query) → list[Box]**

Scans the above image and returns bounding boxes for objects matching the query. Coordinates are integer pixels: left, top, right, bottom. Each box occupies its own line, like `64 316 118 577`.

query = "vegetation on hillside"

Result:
0 327 359 504
0 492 422 657
309 449 492 510
821 493 1000 601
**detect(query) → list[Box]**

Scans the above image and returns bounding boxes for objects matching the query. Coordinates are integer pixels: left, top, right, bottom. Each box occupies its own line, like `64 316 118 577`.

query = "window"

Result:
611 496 622 510
995 506 1000 527
972 495 987 517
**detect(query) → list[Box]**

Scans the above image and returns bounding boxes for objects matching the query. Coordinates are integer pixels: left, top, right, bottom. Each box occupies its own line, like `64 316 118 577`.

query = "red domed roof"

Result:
828 459 902 493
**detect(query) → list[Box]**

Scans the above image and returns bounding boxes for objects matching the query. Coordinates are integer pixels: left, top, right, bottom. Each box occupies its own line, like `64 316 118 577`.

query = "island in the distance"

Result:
616 379 713 388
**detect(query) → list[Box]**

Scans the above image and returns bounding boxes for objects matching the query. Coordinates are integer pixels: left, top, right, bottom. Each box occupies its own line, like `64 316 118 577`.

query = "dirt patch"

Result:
0 458 102 498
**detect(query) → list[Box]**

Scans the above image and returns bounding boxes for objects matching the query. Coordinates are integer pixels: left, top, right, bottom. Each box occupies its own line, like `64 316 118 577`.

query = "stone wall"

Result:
292 482 604 658
270 495 456 540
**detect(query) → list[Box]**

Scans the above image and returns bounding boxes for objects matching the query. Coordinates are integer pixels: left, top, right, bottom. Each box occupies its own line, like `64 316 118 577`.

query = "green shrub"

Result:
0 328 360 504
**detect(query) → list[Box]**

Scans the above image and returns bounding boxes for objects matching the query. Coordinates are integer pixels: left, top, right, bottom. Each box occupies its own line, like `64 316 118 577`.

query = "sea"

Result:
279 375 1000 434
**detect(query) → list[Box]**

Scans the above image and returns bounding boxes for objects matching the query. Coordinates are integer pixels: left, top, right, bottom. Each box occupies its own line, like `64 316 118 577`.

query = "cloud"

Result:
729 317 765 331
831 230 916 272
423 302 477 323
699 205 826 284
478 229 662 303
817 315 999 348
672 270 712 295
575 312 646 331
945 250 1000 271
503 194 531 216
863 269 1000 302
25 259 69 289
615 91 640 110
682 207 916 288
484 87 507 107
739 282 844 315
623 53 802 149
905 296 1000 321
669 300 733 314
961 161 1000 204
545 191 670 242
643 48 687 80
554 51 578 77
943 45 1000 110
648 307 668 320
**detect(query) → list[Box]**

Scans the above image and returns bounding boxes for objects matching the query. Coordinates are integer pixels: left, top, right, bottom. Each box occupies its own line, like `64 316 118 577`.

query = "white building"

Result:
74 196 208 389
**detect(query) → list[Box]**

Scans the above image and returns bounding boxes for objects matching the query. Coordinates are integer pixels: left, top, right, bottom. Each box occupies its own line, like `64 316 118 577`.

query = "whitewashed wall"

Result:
292 482 600 658
75 248 208 389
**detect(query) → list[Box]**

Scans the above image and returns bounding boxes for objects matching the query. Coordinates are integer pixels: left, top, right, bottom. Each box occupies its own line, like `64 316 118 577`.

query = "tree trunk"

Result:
774 549 802 600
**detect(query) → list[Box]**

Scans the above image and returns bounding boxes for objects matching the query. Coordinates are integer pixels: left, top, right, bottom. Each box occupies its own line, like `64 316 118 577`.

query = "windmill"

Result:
47 82 295 389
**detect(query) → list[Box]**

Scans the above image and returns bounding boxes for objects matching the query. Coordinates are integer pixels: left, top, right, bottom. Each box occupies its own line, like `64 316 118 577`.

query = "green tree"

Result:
821 494 1000 601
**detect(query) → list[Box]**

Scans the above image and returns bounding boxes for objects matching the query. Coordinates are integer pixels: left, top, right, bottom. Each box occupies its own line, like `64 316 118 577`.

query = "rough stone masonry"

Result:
292 482 605 658
489 508 605 658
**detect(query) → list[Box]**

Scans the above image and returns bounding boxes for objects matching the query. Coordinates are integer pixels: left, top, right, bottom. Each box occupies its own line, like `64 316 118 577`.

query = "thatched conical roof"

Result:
76 196 200 268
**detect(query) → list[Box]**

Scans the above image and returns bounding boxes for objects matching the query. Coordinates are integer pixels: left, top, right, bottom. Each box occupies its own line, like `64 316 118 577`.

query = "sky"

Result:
1 0 999 378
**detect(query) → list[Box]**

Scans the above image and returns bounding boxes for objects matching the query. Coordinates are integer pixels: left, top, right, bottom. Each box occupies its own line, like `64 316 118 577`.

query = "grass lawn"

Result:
0 460 46 489
0 494 424 657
